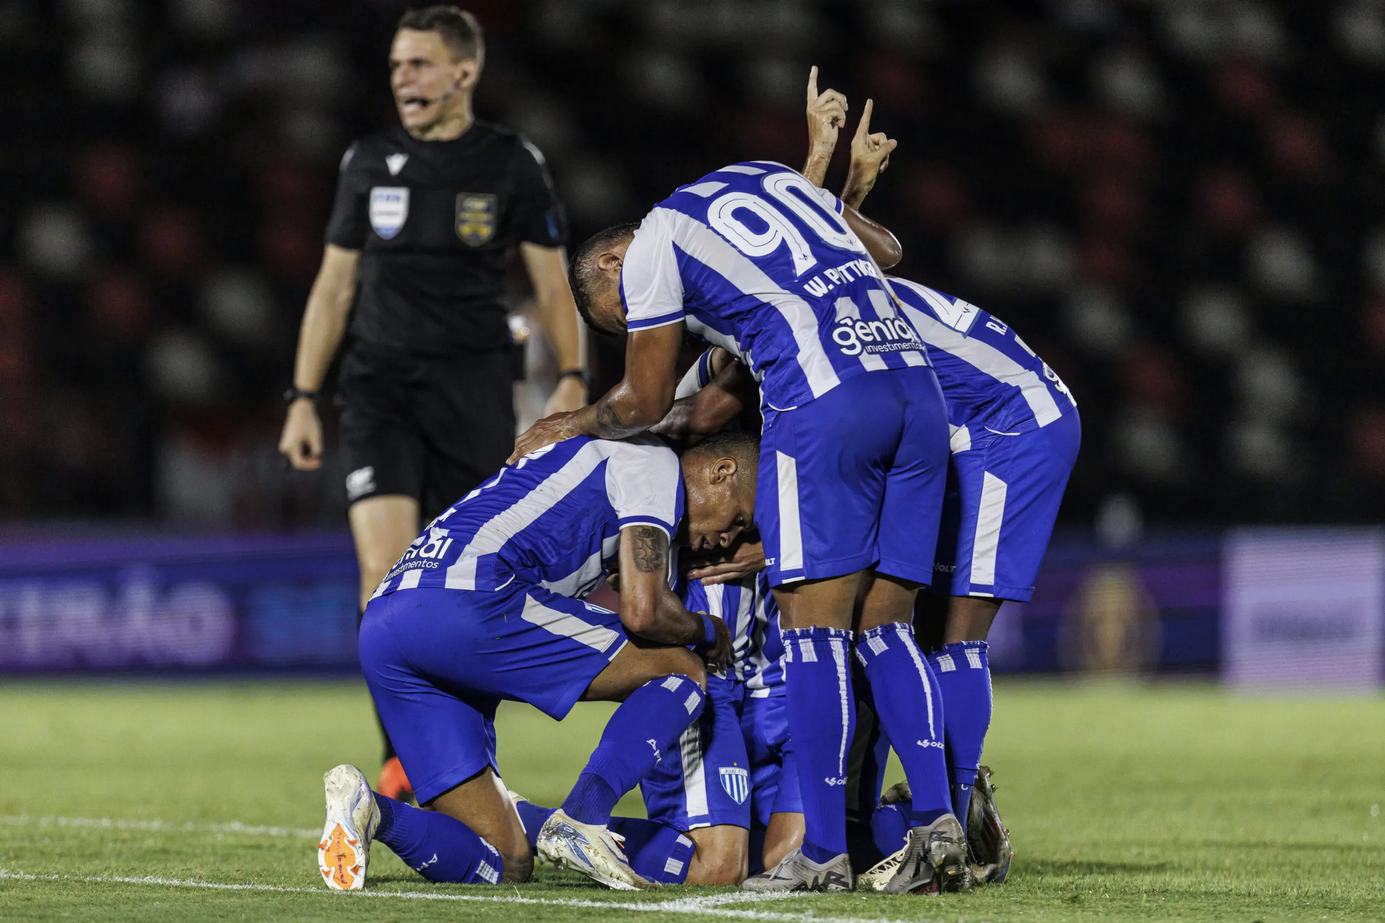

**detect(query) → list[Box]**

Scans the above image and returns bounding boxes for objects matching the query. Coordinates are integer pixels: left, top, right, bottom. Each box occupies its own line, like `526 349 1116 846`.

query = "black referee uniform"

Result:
325 121 567 520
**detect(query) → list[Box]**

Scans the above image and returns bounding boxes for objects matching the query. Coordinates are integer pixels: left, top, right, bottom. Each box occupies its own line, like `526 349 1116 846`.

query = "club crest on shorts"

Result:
456 193 497 246
369 187 409 240
718 766 749 805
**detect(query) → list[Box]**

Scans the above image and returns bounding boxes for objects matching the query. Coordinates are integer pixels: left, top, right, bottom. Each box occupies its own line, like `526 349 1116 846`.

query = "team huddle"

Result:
316 64 1079 896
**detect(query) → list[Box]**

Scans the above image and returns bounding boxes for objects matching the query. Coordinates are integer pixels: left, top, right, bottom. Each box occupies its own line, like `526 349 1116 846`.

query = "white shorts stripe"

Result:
970 472 1009 587
775 450 803 573
679 724 708 818
520 595 622 654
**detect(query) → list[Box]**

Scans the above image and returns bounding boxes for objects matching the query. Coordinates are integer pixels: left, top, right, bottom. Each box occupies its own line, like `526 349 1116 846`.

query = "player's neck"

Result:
408 97 474 142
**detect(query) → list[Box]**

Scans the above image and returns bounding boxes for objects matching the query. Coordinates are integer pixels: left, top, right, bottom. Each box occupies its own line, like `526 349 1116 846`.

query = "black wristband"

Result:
557 369 590 388
283 387 318 405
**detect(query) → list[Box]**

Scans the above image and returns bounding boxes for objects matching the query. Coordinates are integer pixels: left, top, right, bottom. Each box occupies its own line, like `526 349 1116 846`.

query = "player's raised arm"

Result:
803 66 847 186
617 524 732 666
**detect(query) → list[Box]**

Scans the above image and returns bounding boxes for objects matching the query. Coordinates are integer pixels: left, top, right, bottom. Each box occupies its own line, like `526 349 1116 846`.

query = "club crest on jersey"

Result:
718 766 749 805
456 193 497 246
369 187 409 240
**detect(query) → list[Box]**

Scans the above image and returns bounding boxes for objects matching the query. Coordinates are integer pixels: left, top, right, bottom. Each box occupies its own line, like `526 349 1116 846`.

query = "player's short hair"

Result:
397 6 485 66
569 223 639 337
683 431 760 482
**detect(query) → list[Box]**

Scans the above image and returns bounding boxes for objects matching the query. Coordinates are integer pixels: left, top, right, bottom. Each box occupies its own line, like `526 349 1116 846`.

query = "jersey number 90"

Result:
707 173 865 277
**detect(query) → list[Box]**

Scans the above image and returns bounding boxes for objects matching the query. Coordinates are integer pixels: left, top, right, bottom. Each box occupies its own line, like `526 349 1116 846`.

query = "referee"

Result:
278 6 587 801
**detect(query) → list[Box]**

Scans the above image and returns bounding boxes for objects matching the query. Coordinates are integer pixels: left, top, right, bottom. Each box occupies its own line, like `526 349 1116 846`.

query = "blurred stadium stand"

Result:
2 0 1384 533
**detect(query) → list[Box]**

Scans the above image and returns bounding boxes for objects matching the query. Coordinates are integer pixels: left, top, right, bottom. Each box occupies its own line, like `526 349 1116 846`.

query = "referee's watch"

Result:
283 387 319 405
557 369 590 388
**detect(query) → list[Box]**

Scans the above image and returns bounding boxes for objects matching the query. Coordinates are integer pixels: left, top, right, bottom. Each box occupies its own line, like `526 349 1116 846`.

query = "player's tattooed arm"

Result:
617 525 708 649
509 324 683 462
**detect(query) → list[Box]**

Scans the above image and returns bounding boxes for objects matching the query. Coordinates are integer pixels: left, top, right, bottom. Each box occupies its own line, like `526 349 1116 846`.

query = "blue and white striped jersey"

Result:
372 435 684 600
888 277 1077 447
621 161 931 413
680 572 783 692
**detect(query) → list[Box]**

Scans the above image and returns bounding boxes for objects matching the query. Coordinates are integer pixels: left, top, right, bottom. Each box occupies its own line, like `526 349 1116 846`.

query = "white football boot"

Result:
741 847 853 892
873 813 971 894
318 764 381 891
536 808 657 891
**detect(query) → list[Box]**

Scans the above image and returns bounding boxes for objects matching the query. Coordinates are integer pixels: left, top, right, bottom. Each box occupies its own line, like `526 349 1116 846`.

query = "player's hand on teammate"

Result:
696 612 734 669
844 99 897 203
279 398 324 471
685 538 766 585
510 410 578 464
543 374 587 417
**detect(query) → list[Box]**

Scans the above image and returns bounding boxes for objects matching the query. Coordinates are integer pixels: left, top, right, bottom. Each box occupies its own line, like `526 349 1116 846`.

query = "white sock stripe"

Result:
965 648 984 670
663 857 684 877
898 626 938 741
798 638 817 662
832 639 850 777
661 676 684 692
934 653 956 672
866 632 888 655
683 690 702 715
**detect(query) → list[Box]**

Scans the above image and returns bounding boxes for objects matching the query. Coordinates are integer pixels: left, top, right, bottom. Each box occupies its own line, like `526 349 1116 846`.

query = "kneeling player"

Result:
317 433 755 891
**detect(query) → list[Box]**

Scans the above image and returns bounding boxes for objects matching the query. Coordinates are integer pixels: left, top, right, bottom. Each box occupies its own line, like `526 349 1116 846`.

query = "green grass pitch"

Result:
1 678 1382 922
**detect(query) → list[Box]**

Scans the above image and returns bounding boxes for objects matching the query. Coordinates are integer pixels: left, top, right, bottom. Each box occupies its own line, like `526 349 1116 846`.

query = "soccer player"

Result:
317 431 755 892
278 6 588 801
509 71 969 893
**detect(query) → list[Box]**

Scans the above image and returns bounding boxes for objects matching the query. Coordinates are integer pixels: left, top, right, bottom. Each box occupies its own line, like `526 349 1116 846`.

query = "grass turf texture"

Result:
0 680 1381 922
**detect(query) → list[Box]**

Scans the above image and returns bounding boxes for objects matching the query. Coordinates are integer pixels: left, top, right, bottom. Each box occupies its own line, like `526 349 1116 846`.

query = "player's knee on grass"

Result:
500 847 533 883
685 825 749 885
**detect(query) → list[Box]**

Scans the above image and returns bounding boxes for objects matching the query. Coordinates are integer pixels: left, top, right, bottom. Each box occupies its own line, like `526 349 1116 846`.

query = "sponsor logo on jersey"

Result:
385 153 408 176
346 466 376 500
369 187 409 240
719 766 750 805
456 193 497 246
831 315 924 357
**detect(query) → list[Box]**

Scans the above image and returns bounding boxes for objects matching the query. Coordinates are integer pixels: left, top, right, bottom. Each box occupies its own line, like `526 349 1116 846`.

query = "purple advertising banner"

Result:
0 528 1227 676
0 532 360 673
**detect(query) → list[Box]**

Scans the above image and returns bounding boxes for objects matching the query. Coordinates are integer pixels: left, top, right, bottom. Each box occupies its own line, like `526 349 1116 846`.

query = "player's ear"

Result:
714 457 737 484
595 250 623 275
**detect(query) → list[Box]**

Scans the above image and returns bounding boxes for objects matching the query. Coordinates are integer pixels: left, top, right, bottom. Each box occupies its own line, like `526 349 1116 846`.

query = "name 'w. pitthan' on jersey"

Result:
621 160 931 412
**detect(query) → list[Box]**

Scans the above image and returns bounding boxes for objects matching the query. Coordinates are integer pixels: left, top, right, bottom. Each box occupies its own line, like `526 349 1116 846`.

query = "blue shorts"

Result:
643 675 752 831
359 584 628 805
926 410 1081 602
758 366 950 587
741 687 800 829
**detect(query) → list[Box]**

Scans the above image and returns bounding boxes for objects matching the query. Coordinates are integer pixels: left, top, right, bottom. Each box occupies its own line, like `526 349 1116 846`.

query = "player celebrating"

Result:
510 70 970 893
278 6 588 801
317 431 756 892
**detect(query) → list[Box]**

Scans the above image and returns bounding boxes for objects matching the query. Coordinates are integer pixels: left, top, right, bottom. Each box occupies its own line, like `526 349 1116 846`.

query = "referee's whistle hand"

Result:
509 410 578 465
279 400 324 471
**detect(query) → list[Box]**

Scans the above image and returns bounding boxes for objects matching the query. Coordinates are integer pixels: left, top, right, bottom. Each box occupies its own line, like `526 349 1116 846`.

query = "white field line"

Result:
0 814 319 838
0 869 945 923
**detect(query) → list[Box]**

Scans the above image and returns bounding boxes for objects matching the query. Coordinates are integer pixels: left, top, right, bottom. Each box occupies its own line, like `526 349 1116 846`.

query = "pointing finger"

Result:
807 65 818 102
854 98 874 141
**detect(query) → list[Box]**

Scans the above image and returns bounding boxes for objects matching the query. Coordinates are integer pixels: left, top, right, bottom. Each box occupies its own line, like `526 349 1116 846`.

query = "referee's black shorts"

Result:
337 345 515 523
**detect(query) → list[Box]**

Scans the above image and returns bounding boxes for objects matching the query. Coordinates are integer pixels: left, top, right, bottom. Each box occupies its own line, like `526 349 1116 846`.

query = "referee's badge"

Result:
718 766 749 805
369 186 409 240
456 193 497 246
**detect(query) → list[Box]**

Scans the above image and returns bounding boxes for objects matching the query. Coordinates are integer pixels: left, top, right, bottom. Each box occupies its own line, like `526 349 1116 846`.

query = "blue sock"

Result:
562 675 705 826
870 802 911 859
855 623 951 826
514 804 694 885
514 800 554 853
927 641 993 833
372 793 503 884
782 626 855 863
610 816 696 884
